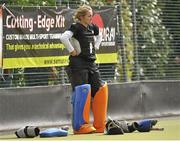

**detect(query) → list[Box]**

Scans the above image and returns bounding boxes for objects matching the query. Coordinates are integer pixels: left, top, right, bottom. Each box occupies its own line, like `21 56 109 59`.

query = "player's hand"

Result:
70 50 77 56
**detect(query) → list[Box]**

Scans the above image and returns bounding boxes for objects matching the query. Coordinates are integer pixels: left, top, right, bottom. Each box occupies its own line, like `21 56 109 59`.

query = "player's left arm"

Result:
93 24 102 50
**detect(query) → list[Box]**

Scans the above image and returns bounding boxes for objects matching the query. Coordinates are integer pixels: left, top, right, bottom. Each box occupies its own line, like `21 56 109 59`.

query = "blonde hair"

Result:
74 5 92 22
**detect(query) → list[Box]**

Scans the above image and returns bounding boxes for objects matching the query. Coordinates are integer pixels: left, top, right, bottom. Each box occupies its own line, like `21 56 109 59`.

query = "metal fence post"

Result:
116 0 127 82
131 0 139 81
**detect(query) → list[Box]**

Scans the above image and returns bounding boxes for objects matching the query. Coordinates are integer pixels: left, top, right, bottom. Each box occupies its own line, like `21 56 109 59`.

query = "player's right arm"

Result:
60 30 77 56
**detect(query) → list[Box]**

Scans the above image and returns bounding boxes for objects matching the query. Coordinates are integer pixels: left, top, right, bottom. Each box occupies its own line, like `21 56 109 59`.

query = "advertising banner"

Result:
0 7 2 68
2 6 117 69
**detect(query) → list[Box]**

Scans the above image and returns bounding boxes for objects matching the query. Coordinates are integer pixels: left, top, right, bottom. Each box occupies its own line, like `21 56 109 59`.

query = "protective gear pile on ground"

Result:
105 117 163 135
15 126 69 138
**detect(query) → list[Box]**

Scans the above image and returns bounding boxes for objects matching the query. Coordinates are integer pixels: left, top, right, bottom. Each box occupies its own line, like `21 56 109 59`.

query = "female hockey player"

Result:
60 5 108 134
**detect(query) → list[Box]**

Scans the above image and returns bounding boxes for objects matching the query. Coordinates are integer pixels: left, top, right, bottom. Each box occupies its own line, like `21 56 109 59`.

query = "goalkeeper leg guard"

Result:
133 119 157 132
72 84 96 134
39 128 68 137
15 126 40 138
92 82 108 133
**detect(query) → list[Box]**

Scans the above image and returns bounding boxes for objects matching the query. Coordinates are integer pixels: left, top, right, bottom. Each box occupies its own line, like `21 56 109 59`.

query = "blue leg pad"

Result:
72 84 91 131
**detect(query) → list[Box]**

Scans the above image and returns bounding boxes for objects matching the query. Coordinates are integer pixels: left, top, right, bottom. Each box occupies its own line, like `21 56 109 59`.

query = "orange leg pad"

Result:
92 82 108 133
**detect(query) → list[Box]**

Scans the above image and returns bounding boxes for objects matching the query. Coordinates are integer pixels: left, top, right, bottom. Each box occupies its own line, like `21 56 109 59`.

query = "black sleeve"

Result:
69 23 78 36
93 24 99 36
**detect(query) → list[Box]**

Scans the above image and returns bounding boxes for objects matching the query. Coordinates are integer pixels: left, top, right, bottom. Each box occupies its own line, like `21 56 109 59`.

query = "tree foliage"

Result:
158 0 180 79
4 0 115 6
135 0 171 80
7 0 56 6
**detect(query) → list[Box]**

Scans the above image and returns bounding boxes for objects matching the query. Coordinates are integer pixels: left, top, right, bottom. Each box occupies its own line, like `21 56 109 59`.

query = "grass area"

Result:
0 117 180 140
